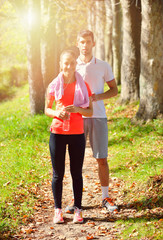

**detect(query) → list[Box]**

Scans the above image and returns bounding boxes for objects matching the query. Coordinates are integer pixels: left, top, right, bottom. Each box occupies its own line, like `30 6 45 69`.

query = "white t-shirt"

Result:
76 56 114 118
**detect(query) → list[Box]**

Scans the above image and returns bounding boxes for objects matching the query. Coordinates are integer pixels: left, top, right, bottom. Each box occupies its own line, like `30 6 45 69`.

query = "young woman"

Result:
45 49 93 224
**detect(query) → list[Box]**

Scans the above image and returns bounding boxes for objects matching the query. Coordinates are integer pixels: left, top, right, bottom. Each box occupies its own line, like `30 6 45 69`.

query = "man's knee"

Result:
96 158 108 167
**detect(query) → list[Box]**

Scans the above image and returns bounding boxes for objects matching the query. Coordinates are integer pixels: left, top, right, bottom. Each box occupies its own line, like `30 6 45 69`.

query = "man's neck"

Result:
79 54 93 63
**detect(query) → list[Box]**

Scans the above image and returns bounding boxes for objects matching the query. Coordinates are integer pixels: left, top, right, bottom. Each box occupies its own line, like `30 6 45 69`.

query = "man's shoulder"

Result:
95 58 110 66
95 58 112 72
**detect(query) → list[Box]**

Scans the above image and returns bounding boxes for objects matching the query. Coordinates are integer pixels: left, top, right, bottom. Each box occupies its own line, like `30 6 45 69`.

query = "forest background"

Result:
0 0 163 239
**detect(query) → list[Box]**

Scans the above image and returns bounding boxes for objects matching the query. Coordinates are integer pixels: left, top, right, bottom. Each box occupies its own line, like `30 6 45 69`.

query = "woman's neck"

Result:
63 73 76 84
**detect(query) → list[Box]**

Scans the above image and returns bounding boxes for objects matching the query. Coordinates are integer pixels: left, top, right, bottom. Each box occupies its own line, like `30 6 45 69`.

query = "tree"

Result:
88 0 96 33
120 0 141 103
111 0 122 85
41 0 59 90
27 0 45 114
94 0 105 60
136 0 163 120
104 0 113 65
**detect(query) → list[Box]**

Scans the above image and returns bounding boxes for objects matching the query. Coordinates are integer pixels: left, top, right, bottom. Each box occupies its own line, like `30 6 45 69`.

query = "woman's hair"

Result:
77 30 94 42
60 49 77 62
59 48 77 71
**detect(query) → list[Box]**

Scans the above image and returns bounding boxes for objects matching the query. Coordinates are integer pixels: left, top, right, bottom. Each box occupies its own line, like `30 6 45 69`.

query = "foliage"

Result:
0 0 90 62
47 0 89 47
0 65 28 100
0 1 27 68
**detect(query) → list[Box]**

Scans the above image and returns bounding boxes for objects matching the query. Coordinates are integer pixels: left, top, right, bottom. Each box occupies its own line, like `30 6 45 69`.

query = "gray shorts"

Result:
84 118 108 159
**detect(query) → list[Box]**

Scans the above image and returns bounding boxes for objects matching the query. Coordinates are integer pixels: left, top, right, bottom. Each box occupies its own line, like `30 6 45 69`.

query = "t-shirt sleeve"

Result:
85 81 92 97
46 85 55 109
104 62 114 82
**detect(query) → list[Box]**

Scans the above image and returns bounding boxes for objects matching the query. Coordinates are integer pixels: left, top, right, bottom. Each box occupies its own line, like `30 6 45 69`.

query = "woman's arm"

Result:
44 87 69 120
64 97 93 117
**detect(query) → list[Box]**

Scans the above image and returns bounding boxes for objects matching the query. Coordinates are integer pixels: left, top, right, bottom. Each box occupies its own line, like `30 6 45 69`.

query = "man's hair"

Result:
77 30 94 42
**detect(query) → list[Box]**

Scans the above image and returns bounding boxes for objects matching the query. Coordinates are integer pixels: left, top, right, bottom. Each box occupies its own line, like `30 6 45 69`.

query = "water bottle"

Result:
63 112 70 131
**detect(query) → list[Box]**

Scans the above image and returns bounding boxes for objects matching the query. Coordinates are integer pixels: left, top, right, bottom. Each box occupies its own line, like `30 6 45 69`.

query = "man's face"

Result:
77 36 95 56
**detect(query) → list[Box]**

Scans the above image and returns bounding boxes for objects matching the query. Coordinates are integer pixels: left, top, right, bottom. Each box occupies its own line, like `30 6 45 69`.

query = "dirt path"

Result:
13 145 123 240
13 145 162 240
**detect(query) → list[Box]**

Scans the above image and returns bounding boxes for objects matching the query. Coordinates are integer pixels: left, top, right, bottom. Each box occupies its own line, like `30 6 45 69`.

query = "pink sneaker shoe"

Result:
53 208 64 224
73 207 83 224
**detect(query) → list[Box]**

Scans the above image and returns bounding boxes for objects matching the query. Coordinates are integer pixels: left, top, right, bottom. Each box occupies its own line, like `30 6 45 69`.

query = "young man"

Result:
66 30 118 213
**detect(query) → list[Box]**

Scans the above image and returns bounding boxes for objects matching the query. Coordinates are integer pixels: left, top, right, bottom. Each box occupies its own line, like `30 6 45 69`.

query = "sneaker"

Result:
102 197 118 212
53 208 64 224
73 207 83 224
65 199 75 214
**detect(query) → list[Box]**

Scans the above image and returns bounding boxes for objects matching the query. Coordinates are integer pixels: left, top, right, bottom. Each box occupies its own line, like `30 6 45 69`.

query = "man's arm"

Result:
64 97 93 117
91 79 118 102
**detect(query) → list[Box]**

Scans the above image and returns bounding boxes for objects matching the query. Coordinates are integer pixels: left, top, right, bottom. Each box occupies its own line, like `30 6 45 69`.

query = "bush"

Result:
0 65 28 101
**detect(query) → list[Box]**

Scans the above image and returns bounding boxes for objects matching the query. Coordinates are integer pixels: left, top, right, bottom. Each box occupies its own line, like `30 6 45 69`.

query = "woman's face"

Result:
60 53 77 79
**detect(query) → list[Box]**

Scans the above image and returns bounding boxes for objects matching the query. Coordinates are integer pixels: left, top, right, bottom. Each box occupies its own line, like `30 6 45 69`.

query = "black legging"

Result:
49 133 85 209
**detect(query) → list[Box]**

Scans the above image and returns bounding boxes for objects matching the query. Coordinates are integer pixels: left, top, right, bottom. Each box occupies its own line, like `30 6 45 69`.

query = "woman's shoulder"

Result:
49 77 58 87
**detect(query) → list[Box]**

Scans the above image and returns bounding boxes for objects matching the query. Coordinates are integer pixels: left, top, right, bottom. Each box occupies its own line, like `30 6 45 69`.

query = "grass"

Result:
116 219 163 239
0 84 163 238
0 84 52 234
106 93 163 239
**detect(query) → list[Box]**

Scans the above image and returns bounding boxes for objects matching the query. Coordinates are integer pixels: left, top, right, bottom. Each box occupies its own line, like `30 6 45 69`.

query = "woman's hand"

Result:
56 110 70 120
64 105 79 113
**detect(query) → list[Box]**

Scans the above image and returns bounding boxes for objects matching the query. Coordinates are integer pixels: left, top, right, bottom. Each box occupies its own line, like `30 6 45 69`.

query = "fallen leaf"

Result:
86 235 94 239
3 181 11 186
25 228 35 234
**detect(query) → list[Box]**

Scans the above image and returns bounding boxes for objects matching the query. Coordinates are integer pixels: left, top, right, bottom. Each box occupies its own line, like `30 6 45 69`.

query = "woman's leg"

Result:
68 134 85 209
49 133 66 209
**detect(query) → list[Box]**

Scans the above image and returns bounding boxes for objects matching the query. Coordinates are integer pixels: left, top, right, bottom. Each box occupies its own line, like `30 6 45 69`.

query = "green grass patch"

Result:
105 96 163 239
0 84 51 233
116 219 163 239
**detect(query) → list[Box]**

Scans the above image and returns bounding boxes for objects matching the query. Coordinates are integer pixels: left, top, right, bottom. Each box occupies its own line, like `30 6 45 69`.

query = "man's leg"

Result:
96 158 109 187
97 157 118 212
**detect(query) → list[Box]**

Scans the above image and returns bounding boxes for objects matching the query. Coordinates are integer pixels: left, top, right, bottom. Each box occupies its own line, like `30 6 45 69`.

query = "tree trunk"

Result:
104 0 113 66
111 0 122 85
120 0 141 103
27 0 45 114
136 0 163 120
87 1 96 32
95 0 105 60
41 0 59 90
87 1 96 56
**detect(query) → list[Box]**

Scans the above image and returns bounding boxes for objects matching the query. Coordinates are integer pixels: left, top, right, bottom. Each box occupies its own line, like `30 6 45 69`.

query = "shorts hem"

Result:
93 155 108 159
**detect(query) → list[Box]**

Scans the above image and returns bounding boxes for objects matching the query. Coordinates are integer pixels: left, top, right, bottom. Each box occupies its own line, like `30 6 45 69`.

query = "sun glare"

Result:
27 9 36 27
22 9 36 29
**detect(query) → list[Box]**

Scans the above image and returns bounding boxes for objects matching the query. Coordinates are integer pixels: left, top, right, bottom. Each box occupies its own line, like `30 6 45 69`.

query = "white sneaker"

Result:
53 208 64 224
102 197 118 212
73 207 83 224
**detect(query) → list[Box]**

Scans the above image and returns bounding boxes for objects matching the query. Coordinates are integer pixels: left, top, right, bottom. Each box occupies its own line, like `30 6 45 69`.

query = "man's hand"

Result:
91 93 98 102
